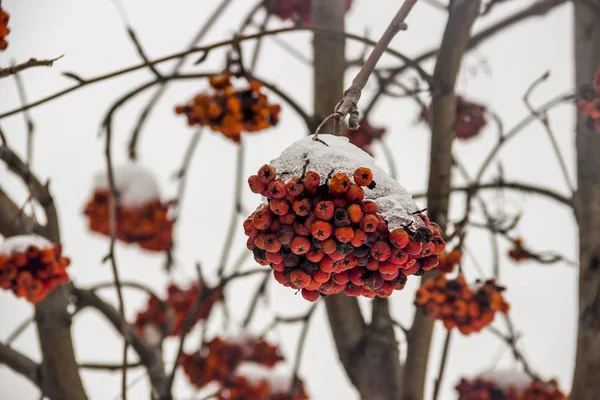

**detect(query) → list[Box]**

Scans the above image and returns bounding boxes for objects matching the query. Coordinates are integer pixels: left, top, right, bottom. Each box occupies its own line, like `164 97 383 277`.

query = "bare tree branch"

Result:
0 56 63 79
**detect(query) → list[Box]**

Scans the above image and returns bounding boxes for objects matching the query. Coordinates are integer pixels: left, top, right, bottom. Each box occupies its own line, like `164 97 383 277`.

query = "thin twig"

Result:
0 56 63 79
5 317 34 345
12 69 35 167
242 273 270 328
431 330 452 400
288 302 319 396
332 0 417 134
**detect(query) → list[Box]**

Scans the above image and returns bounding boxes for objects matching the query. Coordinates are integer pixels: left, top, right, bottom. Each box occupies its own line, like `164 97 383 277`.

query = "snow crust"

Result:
234 362 294 394
270 134 424 231
477 369 532 393
91 164 161 207
0 234 53 255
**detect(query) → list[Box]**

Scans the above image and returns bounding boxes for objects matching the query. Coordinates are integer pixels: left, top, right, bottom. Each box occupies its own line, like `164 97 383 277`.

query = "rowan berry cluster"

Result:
0 7 9 51
218 368 309 400
175 74 281 143
508 238 533 263
420 95 487 140
182 336 284 389
264 0 353 24
84 190 174 252
414 275 509 335
133 283 220 340
244 164 446 301
456 377 567 400
0 235 70 303
436 249 462 274
345 120 387 156
576 68 600 133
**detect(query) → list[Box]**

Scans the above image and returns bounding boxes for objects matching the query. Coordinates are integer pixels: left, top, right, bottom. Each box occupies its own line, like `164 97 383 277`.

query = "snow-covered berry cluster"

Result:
576 67 600 133
456 373 567 400
84 165 174 252
182 337 283 388
175 74 281 143
244 135 446 301
0 7 9 51
345 120 386 156
415 275 509 335
436 249 462 274
264 0 353 24
219 362 309 400
0 235 70 303
133 283 221 341
420 95 487 140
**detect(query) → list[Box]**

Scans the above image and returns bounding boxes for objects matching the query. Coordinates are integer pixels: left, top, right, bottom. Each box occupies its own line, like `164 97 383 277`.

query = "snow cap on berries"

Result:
91 164 161 207
0 235 53 255
269 134 425 232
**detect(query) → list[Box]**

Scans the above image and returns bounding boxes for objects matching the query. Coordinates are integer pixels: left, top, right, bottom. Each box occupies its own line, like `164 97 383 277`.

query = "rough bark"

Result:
402 2 481 400
0 147 88 400
312 1 403 399
571 1 600 399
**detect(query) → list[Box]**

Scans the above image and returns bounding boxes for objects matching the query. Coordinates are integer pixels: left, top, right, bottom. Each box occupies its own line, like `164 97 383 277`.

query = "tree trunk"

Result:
571 1 600 399
402 2 480 400
312 1 403 399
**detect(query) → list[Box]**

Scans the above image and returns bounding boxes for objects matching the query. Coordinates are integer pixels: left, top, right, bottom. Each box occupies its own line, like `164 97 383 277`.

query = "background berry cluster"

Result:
0 236 70 303
264 0 353 23
175 74 281 142
576 67 600 133
84 190 174 252
456 377 567 400
415 275 510 335
0 6 9 51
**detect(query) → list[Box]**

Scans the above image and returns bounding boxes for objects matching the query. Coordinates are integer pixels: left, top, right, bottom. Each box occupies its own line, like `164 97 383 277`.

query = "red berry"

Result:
248 175 266 194
252 209 272 230
266 251 283 264
421 255 439 270
321 238 337 254
350 267 366 286
290 236 311 255
390 248 408 265
319 256 337 273
375 282 393 298
405 239 423 256
379 261 398 275
279 212 296 225
360 200 378 214
380 269 399 281
347 204 363 224
243 218 258 238
364 272 384 291
290 270 311 288
371 241 391 262
315 201 334 220
258 164 276 183
332 271 350 285
286 177 304 196
306 247 325 263
366 259 379 271
344 284 365 297
274 270 288 285
311 220 333 241
330 172 351 194
301 288 320 302
350 229 368 247
345 184 365 203
360 214 379 233
334 226 355 243
389 228 410 249
313 270 330 283
293 220 311 236
267 180 287 199
269 199 290 216
302 171 320 194
354 167 373 186
292 199 312 216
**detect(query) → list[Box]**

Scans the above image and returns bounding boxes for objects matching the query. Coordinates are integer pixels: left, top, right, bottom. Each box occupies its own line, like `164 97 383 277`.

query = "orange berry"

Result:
379 261 398 275
313 270 330 284
269 199 290 216
273 270 288 285
306 247 325 263
266 251 283 264
350 229 367 248
329 172 351 194
290 269 311 289
252 209 272 230
332 271 350 285
258 164 276 183
345 184 365 203
301 288 320 302
290 236 311 255
293 220 310 236
353 167 373 186
305 279 322 291
263 234 281 252
448 249 462 264
319 256 337 273
344 284 365 297
286 177 305 196
371 241 391 262
292 199 312 216
315 201 334 220
389 228 410 249
432 237 446 255
360 214 379 232
267 180 287 199
302 171 320 194
334 226 355 243
421 255 439 270
360 200 378 214
279 212 296 225
311 220 332 240
243 218 259 238
346 204 363 224
320 238 337 254
390 248 408 265
328 251 345 261
405 239 423 256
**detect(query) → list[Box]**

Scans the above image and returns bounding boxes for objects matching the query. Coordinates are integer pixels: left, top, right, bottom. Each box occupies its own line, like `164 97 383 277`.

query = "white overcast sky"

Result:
0 1 579 399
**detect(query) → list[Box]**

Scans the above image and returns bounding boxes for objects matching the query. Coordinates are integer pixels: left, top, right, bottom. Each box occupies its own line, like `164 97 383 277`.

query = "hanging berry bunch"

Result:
175 74 281 143
344 120 387 156
576 66 600 133
83 165 174 252
0 6 9 51
133 283 221 341
508 237 534 263
182 336 284 389
414 275 509 335
264 0 353 24
456 374 567 400
219 362 309 400
243 135 446 301
436 249 462 274
420 95 487 140
0 235 71 303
